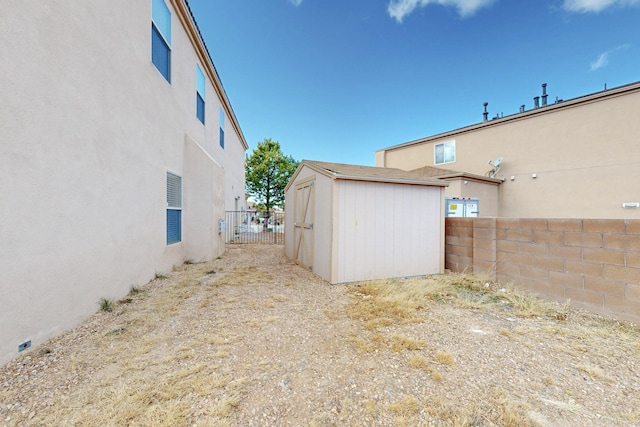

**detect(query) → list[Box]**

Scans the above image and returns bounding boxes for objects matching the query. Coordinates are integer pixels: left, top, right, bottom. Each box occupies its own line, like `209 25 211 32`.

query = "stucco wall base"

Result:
445 218 640 323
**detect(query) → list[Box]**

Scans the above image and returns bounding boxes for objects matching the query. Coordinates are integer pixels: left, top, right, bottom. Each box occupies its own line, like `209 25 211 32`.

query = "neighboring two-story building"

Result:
0 0 247 365
376 81 640 219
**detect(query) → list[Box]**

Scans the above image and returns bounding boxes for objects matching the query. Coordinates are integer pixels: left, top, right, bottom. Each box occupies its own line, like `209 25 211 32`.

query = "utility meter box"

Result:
446 197 479 217
218 219 227 233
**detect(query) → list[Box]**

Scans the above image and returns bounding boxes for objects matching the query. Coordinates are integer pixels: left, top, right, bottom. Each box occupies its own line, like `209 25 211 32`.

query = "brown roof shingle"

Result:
300 160 448 187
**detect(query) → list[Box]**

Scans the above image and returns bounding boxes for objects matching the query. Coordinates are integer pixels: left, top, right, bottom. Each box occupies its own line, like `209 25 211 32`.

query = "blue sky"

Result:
188 0 640 166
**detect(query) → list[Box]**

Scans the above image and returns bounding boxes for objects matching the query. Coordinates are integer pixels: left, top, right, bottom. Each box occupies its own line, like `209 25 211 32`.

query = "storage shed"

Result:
284 161 448 284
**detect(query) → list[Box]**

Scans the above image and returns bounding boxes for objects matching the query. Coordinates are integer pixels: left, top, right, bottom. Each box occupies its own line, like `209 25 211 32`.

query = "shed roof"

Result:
286 160 449 191
411 165 502 185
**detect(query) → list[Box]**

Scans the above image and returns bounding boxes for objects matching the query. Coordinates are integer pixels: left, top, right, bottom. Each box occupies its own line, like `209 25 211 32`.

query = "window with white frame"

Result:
434 140 455 165
166 172 182 244
151 0 171 82
196 65 205 124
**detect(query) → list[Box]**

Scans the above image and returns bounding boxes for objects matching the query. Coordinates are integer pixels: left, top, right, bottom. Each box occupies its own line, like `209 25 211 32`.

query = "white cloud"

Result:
563 0 639 13
590 44 631 71
590 52 609 70
288 0 303 6
387 0 497 23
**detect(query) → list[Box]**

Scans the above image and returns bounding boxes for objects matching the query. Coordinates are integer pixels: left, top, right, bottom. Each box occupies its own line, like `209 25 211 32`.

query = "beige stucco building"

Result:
376 81 640 219
0 1 247 365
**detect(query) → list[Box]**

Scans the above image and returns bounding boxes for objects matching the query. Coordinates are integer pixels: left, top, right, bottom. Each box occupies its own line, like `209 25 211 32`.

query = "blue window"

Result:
196 65 205 124
219 108 225 148
152 0 171 82
166 172 182 244
166 209 181 244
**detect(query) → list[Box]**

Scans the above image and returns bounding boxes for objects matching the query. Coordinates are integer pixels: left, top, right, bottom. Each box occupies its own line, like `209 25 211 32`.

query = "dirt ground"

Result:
1 244 639 426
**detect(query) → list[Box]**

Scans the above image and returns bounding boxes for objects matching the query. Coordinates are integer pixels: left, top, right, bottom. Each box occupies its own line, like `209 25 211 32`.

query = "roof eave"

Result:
377 80 640 153
173 0 248 150
435 172 502 185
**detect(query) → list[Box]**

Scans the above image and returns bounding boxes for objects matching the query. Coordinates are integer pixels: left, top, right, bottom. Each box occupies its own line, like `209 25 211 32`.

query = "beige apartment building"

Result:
0 1 247 365
376 81 640 219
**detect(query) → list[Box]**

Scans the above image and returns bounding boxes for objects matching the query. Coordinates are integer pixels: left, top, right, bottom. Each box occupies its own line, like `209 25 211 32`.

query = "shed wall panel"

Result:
334 181 441 283
285 166 333 282
312 173 333 281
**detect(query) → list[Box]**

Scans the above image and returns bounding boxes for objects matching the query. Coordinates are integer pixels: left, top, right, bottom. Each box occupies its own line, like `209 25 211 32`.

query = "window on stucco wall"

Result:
196 65 205 124
151 0 172 82
434 140 455 165
166 172 182 245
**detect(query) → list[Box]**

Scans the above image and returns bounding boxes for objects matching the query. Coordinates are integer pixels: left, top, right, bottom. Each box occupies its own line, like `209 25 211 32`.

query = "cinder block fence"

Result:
445 218 640 322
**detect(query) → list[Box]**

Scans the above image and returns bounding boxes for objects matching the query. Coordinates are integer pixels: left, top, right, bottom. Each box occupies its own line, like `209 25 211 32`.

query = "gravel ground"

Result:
1 244 639 426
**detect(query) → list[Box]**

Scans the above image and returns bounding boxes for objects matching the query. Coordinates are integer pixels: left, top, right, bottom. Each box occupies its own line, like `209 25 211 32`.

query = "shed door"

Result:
293 179 314 271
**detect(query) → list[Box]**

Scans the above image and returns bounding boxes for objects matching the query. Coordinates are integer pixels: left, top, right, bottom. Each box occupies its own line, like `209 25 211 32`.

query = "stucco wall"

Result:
0 1 245 365
442 178 499 217
183 135 226 261
445 218 640 323
377 86 640 219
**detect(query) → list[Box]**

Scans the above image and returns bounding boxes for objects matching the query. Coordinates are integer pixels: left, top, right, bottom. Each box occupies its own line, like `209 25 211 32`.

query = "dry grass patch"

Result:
346 335 380 353
493 390 534 427
406 354 443 382
213 266 272 286
434 352 454 365
364 400 377 415
499 328 511 336
41 362 246 426
347 274 569 327
388 395 419 416
423 392 534 427
390 335 427 352
347 278 447 325
364 317 394 330
576 364 616 383
407 354 430 369
245 316 279 328
346 274 571 359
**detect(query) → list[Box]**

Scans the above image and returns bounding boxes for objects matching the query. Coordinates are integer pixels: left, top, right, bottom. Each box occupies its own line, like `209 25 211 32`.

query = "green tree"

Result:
245 139 299 214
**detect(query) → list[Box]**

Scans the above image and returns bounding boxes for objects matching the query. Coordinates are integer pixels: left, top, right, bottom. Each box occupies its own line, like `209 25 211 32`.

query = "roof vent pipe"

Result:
519 105 525 113
483 102 489 122
534 96 540 109
541 83 548 106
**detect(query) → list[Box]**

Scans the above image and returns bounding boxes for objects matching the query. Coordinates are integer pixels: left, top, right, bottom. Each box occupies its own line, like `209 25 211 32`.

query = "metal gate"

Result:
224 211 285 244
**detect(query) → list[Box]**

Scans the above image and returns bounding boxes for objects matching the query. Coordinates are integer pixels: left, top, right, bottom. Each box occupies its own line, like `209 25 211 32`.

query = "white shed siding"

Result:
333 181 442 283
313 173 333 281
286 161 446 285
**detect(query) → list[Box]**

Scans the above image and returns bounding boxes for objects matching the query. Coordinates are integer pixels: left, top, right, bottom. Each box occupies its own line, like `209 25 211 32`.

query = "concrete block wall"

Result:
445 218 640 322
